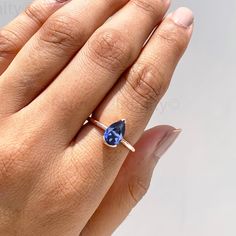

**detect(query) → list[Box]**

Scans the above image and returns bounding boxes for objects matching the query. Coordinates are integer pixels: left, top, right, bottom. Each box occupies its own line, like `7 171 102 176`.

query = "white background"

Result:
116 1 236 235
1 1 235 235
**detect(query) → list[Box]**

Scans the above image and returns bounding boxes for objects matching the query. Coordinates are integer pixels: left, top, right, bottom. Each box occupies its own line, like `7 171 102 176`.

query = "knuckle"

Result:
87 29 131 72
43 173 78 204
125 63 165 110
157 25 188 56
128 177 150 204
70 149 100 185
131 0 165 16
40 15 81 50
24 2 45 26
44 157 98 206
0 28 21 57
0 141 31 183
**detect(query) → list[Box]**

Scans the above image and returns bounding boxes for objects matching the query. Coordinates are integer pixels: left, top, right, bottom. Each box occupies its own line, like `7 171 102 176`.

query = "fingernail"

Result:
154 129 182 158
170 7 194 28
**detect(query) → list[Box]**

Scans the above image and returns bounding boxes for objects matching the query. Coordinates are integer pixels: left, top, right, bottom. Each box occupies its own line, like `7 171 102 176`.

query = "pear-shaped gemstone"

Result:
104 120 126 146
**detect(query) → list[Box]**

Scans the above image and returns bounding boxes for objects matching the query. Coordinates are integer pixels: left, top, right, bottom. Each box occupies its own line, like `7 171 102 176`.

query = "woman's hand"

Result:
0 0 193 235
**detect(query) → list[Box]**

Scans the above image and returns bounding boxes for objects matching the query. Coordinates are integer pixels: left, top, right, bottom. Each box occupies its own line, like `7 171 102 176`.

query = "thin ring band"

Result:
88 117 135 152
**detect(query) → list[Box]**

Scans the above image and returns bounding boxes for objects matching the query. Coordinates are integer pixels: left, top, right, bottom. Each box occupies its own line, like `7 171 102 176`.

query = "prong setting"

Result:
103 136 118 148
88 117 135 152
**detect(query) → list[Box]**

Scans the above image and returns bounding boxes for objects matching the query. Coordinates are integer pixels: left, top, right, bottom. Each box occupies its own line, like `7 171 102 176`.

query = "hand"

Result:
0 0 193 235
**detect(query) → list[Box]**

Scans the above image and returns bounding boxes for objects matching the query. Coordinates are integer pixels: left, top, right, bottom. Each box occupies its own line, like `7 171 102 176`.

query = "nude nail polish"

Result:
154 129 182 158
170 7 194 28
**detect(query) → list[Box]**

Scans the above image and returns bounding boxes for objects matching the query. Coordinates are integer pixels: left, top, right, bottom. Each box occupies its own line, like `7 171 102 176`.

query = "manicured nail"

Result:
154 129 182 158
170 7 194 28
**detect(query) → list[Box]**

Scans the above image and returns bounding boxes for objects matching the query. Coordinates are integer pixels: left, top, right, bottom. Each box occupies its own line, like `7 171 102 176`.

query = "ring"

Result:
88 117 135 153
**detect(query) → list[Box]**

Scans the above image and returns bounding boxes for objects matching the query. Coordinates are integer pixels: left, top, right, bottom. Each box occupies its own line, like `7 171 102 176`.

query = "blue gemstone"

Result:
104 120 126 146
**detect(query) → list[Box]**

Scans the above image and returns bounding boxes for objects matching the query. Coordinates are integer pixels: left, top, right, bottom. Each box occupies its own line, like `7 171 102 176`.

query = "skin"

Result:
0 0 193 235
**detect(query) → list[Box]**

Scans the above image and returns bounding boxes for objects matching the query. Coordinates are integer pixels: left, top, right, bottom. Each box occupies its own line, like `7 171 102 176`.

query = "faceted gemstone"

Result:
104 120 126 146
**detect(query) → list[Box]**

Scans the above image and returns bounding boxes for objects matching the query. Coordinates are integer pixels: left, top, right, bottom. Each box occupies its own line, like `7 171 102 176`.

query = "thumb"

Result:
132 125 182 162
120 125 182 203
81 125 181 236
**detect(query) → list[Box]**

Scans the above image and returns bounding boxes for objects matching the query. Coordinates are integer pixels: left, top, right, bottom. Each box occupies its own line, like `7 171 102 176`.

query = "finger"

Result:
81 126 181 236
65 6 193 230
0 0 68 75
28 0 170 144
0 0 129 115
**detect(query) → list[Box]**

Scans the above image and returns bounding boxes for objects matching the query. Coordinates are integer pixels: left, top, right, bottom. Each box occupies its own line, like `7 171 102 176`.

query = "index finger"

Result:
0 0 68 74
